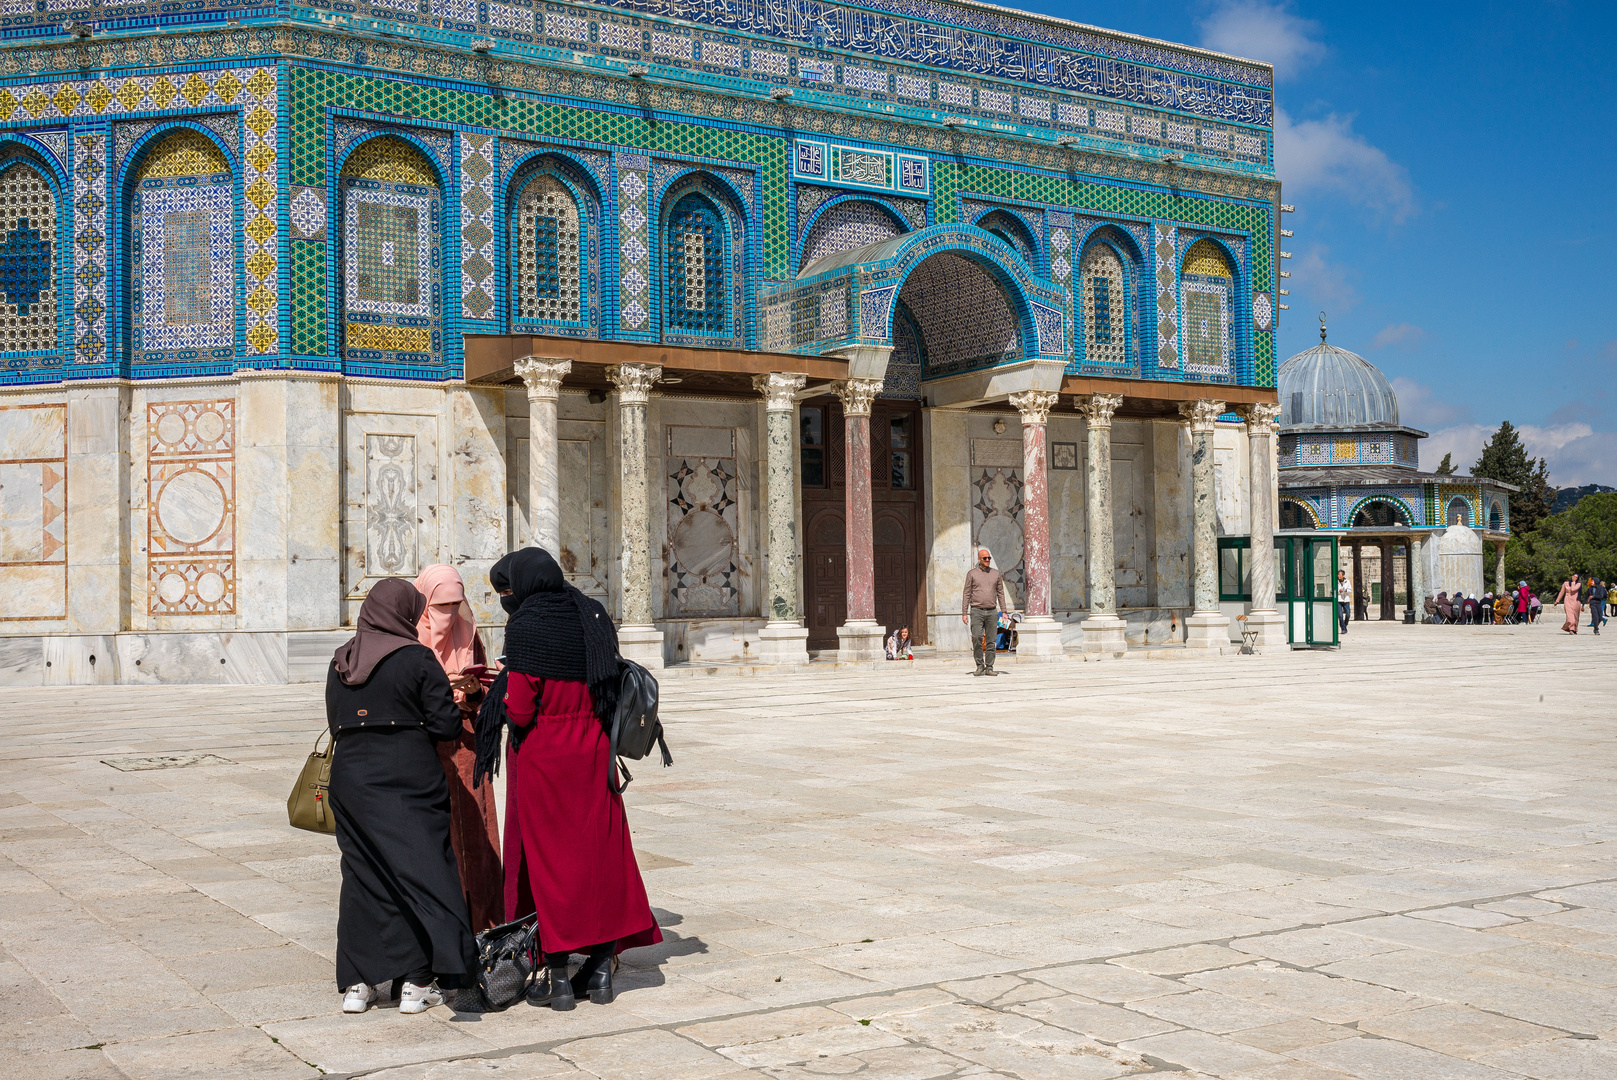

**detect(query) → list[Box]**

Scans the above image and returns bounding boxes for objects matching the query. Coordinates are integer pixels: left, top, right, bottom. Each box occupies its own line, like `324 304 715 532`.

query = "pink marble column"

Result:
1009 390 1064 658
835 378 884 660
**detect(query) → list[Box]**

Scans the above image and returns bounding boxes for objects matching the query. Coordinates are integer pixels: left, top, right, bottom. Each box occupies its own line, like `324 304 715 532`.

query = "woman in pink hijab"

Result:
414 564 503 931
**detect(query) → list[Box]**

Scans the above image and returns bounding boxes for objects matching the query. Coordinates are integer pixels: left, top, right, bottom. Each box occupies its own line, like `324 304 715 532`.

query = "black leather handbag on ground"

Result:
462 913 538 1012
607 658 671 794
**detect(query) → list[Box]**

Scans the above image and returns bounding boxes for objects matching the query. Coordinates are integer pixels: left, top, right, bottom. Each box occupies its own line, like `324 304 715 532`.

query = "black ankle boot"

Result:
571 948 617 1004
527 964 575 1011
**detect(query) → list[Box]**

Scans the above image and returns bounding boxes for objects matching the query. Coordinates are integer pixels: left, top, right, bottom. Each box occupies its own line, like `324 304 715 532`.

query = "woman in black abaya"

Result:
327 577 477 1014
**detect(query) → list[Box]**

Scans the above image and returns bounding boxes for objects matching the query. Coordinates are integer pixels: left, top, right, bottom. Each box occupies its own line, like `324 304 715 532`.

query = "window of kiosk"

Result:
1217 537 1250 601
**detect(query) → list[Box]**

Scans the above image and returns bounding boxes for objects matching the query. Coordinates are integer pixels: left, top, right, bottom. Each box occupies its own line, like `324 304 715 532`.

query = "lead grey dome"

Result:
1278 341 1400 429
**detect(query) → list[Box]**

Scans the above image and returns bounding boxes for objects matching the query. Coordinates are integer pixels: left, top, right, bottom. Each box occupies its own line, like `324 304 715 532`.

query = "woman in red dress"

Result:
413 564 503 931
477 548 661 1011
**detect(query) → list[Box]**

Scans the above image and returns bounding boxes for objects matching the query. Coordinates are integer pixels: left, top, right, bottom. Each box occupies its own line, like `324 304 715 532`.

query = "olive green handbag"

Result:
287 731 337 834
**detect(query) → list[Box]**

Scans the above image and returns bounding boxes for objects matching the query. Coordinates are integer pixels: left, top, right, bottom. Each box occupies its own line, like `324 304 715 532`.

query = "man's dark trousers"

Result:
970 607 998 671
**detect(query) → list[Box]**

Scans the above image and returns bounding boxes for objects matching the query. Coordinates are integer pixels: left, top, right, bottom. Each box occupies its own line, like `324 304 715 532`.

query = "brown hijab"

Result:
333 578 428 686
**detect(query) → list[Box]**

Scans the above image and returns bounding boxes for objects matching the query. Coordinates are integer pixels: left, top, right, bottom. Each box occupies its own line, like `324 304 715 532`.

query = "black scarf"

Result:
474 549 620 787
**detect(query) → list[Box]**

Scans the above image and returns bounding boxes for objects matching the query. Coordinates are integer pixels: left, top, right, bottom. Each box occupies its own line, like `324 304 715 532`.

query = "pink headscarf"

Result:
414 564 478 674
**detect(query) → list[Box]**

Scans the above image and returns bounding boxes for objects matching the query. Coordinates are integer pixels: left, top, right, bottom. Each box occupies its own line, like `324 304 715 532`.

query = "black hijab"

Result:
333 578 426 686
475 549 620 786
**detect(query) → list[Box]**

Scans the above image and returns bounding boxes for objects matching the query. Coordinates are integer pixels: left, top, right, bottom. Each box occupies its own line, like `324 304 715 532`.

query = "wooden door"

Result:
804 505 846 649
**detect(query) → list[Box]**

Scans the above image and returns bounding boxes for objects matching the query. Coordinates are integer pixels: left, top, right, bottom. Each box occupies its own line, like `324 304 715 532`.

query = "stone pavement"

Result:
5 618 1617 1080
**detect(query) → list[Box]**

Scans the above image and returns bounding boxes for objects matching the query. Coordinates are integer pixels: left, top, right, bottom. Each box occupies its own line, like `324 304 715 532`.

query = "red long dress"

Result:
433 634 504 931
502 673 662 955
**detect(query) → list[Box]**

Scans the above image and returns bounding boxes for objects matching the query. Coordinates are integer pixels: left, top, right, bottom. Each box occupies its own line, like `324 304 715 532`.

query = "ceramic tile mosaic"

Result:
132 130 234 364
341 138 442 365
800 199 904 271
616 153 650 332
513 169 588 326
71 129 107 367
0 162 57 354
1180 238 1233 376
459 131 497 321
898 251 1018 378
1080 242 1125 366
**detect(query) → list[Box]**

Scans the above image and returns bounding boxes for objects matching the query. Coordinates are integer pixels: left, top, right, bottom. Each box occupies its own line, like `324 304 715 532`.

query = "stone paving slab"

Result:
3 619 1617 1078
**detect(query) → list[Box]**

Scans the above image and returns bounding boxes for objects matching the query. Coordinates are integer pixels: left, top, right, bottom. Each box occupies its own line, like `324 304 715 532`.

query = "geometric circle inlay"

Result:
156 469 227 545
195 571 226 604
194 409 226 444
156 412 187 445
157 572 188 604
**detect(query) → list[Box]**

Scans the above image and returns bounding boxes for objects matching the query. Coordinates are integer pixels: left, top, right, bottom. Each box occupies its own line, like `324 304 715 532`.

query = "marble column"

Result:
1179 398 1227 649
1238 402 1286 648
1077 393 1126 654
1352 543 1365 620
754 372 810 665
514 356 571 555
1404 538 1417 622
1378 539 1395 621
1494 541 1507 597
1009 389 1064 659
835 377 886 662
1411 534 1426 620
608 362 664 668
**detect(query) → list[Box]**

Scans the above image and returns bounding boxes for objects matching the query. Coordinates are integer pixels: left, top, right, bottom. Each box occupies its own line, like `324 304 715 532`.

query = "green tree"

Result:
1506 492 1617 596
1473 421 1555 534
1434 452 1456 475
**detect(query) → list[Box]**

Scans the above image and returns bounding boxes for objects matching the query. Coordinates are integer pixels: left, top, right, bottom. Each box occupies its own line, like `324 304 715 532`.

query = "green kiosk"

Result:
1279 531 1340 648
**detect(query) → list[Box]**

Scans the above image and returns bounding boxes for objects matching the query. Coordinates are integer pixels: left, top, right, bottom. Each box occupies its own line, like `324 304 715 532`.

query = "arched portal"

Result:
1280 499 1317 530
1446 497 1471 526
896 251 1021 380
1352 499 1411 528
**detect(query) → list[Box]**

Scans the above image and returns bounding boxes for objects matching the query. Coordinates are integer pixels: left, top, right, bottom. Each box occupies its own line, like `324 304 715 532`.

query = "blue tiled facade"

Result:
0 0 1280 390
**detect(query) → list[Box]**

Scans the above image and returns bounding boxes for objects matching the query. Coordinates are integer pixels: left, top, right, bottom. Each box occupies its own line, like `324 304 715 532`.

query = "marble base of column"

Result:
835 619 887 663
617 625 666 670
757 623 811 665
1183 611 1229 649
1079 613 1127 655
1243 609 1288 651
1015 615 1066 660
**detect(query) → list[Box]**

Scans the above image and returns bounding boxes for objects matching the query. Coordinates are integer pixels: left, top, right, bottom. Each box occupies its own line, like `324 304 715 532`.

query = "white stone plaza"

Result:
6 620 1616 1080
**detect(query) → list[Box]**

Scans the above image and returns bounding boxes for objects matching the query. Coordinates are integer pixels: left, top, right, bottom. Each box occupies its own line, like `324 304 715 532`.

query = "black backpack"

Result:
607 658 671 794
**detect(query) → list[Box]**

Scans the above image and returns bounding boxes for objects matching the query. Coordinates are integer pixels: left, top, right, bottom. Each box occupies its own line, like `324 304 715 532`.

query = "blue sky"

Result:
1008 0 1617 485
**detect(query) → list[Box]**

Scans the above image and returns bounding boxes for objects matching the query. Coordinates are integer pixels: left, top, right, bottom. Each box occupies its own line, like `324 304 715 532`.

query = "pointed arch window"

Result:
0 161 56 354
666 193 726 335
1181 238 1234 374
131 129 234 364
340 137 441 366
515 174 581 324
977 209 1036 267
1079 243 1125 365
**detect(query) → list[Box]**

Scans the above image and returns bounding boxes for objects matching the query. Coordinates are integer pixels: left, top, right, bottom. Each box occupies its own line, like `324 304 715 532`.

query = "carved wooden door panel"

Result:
804 506 846 650
873 506 915 640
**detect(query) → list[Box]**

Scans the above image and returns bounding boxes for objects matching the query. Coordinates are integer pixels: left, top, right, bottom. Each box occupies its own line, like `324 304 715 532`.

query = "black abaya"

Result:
330 727 477 990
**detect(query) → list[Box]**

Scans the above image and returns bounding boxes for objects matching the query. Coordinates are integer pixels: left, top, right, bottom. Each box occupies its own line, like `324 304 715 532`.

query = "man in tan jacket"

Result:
962 548 1015 676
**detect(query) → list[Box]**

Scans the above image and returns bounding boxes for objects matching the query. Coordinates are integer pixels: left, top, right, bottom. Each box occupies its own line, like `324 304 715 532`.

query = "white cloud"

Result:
1372 323 1427 350
1418 420 1616 488
1390 377 1468 430
1197 1 1325 79
1290 245 1358 314
1274 108 1416 223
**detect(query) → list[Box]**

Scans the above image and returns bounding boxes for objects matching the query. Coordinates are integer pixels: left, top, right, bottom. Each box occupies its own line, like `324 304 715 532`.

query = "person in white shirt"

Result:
1336 569 1352 634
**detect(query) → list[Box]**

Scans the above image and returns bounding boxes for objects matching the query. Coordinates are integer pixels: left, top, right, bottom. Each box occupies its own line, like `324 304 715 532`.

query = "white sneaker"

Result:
342 984 376 1014
399 981 443 1014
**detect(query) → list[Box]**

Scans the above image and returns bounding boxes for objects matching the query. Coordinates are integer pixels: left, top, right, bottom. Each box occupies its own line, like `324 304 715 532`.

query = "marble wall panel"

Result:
1111 421 1153 609
1152 419 1191 610
342 388 443 616
450 387 507 626
146 398 237 620
923 407 973 651
1214 422 1249 536
969 433 1025 606
664 424 741 618
0 402 67 623
66 387 129 634
1047 413 1086 612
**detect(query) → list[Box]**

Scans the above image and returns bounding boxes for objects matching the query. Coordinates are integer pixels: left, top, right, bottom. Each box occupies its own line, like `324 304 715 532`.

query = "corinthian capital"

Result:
607 363 662 405
1008 389 1060 427
1075 393 1124 429
1238 401 1283 435
753 371 808 412
834 377 884 418
1178 398 1227 434
514 356 571 401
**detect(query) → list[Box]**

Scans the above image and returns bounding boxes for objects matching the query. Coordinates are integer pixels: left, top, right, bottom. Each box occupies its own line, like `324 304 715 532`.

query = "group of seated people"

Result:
1426 590 1538 624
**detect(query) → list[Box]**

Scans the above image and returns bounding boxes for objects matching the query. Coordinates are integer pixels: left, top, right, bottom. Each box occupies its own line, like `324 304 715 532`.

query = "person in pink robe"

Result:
414 564 503 931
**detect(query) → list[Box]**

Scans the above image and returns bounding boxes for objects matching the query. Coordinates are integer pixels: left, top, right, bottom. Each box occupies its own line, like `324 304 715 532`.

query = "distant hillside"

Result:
1553 484 1617 514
